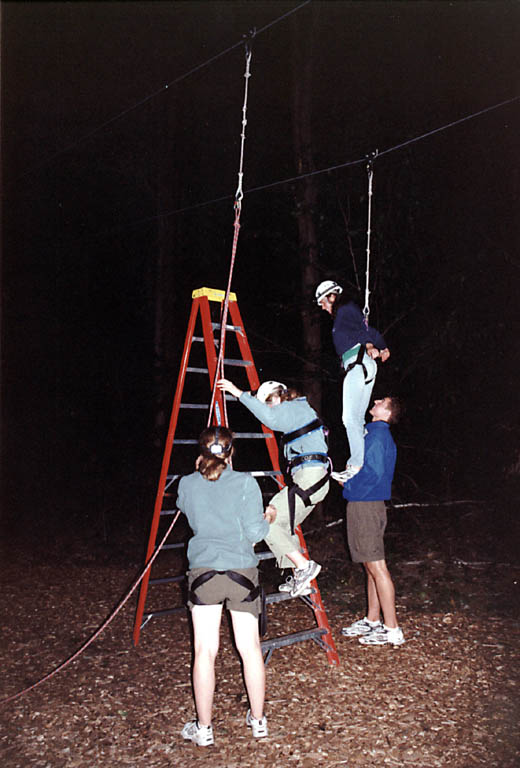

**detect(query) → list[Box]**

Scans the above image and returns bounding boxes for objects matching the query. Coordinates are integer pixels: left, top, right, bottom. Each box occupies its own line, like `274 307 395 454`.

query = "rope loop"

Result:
363 150 378 327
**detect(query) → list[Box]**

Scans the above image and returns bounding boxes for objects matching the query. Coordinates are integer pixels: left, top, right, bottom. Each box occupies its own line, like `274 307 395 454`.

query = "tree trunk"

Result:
291 11 321 411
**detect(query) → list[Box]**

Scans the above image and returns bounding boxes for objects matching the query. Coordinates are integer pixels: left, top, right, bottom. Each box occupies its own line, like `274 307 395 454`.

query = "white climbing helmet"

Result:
256 380 288 403
315 280 343 306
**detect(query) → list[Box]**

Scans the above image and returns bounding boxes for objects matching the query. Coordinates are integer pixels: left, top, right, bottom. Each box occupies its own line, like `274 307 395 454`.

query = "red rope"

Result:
0 512 181 706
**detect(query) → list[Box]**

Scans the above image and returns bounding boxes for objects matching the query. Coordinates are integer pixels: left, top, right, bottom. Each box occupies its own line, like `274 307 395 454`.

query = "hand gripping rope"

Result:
363 150 378 329
207 31 255 429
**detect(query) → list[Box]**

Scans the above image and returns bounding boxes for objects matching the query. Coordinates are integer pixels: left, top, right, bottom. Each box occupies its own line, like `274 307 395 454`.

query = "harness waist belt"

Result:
342 343 362 367
288 453 329 471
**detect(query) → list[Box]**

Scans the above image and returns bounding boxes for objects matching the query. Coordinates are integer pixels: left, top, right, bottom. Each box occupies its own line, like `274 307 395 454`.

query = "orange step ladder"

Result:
133 287 339 666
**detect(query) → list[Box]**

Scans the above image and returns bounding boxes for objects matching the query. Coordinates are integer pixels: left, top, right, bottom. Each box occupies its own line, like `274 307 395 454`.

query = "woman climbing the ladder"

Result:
177 426 275 747
315 280 390 482
217 378 330 599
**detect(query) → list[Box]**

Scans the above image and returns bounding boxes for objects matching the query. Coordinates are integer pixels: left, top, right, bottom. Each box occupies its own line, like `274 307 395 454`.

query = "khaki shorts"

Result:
187 567 261 616
346 500 387 563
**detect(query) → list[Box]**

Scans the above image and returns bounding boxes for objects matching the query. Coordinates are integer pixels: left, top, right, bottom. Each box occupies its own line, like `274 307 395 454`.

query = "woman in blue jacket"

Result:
315 280 390 481
217 378 330 598
177 426 275 746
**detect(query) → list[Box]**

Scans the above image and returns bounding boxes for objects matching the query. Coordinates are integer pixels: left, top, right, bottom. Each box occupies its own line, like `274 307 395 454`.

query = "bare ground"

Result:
1 500 519 767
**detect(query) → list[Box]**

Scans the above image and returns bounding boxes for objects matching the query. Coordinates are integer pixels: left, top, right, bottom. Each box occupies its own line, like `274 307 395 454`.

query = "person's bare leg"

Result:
364 559 398 628
230 610 265 720
364 566 382 623
191 604 223 726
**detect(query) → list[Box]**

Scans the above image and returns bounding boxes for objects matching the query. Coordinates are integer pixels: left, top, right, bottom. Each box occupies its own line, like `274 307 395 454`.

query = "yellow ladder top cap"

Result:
192 287 237 302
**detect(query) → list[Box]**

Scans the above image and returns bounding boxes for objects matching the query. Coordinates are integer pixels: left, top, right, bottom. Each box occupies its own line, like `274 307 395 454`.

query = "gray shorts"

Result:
187 567 261 616
346 500 387 563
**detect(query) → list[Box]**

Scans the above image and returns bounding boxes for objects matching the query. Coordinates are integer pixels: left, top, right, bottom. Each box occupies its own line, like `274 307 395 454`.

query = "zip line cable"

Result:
17 0 311 181
123 94 519 228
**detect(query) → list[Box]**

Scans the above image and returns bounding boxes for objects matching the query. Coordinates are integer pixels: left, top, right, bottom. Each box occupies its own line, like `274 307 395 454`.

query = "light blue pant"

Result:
342 353 377 467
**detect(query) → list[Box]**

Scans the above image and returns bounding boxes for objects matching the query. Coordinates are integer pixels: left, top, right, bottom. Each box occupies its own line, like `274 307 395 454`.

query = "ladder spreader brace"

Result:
133 287 339 666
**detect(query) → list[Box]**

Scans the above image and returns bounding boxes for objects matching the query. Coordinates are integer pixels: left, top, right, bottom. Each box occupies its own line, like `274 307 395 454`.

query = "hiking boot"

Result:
359 625 405 646
181 720 214 746
278 575 311 596
341 617 382 636
290 560 321 597
246 709 268 738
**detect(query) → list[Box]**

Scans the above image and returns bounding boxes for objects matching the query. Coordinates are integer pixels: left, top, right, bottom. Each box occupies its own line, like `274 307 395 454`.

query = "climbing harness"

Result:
342 343 375 385
278 417 331 535
362 150 378 329
189 567 267 636
207 31 255 429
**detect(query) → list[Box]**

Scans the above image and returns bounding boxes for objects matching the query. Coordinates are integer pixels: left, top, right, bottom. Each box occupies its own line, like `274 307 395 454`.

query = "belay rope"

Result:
362 149 378 329
207 32 255 428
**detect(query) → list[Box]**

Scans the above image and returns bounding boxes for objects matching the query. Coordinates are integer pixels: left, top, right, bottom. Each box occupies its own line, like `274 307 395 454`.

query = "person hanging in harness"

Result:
177 426 276 746
217 378 330 598
315 280 390 482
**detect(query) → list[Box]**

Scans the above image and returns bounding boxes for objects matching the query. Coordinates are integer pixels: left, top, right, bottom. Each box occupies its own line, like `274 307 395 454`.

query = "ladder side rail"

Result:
228 300 282 478
199 296 228 426
133 298 201 646
295 526 340 665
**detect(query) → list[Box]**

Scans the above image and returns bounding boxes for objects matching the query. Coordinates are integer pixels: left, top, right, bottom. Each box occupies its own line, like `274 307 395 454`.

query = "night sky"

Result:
2 1 519 540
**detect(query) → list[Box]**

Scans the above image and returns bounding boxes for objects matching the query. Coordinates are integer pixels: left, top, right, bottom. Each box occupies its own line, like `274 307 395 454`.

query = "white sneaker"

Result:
181 720 214 746
290 560 321 597
359 625 405 646
246 709 268 738
278 575 311 596
331 465 361 483
341 617 382 636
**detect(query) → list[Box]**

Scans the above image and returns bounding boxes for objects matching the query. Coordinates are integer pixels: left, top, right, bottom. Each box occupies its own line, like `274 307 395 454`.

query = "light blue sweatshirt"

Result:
177 465 269 570
239 393 328 464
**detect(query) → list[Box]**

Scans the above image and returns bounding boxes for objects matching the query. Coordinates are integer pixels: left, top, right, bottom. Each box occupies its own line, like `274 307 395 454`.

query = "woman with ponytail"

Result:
177 426 276 747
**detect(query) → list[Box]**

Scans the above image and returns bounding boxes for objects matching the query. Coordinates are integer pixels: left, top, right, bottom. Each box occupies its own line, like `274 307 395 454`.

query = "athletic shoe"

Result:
331 465 361 483
181 720 214 746
278 575 311 596
290 560 321 597
359 625 405 646
341 617 383 636
246 709 268 738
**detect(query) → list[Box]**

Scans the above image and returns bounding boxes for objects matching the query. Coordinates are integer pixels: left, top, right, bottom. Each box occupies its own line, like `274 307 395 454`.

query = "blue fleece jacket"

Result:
178 465 269 570
342 421 396 501
332 301 387 357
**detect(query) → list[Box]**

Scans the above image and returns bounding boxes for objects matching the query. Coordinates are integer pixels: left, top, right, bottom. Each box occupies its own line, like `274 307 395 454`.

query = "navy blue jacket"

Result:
332 301 387 357
342 421 396 501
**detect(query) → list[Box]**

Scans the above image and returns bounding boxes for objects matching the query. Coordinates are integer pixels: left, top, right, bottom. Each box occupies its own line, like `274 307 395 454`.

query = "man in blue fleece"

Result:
337 395 405 646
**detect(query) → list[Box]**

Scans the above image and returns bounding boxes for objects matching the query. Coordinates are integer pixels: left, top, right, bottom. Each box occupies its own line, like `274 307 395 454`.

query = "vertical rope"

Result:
207 35 254 428
363 150 377 328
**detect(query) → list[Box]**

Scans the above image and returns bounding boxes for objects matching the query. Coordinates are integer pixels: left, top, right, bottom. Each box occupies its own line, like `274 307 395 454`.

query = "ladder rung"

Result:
222 358 252 367
161 543 186 551
186 366 209 374
250 470 283 477
174 439 198 444
233 432 272 439
160 509 181 516
150 575 185 585
265 589 316 604
143 607 185 621
211 322 242 332
180 403 208 409
261 628 327 653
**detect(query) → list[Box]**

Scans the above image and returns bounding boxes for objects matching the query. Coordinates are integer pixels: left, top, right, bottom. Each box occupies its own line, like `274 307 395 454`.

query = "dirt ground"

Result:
1 499 519 767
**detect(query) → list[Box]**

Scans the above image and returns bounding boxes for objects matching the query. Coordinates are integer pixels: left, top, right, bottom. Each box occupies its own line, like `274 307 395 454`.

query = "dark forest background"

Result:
1 1 519 550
